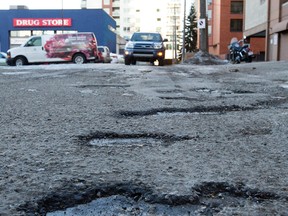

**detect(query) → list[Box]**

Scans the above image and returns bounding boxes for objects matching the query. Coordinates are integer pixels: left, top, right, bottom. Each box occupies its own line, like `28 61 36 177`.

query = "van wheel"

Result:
73 53 86 64
15 57 27 66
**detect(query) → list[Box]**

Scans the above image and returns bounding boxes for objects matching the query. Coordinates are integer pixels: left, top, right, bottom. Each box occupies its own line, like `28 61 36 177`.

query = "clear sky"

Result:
0 0 82 10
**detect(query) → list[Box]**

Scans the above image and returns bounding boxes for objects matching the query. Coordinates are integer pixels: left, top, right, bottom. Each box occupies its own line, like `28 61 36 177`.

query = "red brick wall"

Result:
209 0 244 59
250 37 265 55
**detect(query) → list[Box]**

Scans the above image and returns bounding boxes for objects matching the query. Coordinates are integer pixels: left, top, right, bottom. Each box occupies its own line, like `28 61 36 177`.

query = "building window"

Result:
260 0 266 4
230 19 243 32
157 18 161 22
104 0 110 5
123 27 130 32
231 1 243 14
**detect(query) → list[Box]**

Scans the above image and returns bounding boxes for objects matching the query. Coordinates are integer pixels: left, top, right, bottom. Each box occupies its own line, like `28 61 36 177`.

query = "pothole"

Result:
76 84 130 88
117 105 255 117
77 132 195 147
18 181 283 216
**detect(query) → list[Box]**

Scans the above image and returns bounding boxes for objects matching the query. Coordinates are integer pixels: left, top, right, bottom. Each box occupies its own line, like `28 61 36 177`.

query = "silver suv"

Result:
124 32 167 66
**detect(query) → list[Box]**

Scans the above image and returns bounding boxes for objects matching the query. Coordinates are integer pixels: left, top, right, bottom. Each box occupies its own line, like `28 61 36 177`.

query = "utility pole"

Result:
199 0 208 52
181 0 186 63
265 0 271 61
173 5 177 63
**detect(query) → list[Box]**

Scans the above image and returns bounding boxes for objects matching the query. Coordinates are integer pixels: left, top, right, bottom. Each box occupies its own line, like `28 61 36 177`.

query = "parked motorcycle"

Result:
228 37 254 64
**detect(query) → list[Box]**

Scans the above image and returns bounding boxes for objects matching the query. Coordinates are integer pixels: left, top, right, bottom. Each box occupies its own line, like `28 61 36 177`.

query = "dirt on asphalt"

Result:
0 61 287 215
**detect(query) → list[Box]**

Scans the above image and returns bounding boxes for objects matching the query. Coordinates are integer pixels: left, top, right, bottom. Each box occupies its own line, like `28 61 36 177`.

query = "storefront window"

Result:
32 30 55 36
10 30 31 37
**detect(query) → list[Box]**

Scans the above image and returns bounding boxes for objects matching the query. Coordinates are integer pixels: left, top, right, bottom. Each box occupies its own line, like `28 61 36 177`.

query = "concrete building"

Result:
197 0 244 59
244 0 288 61
81 0 184 38
195 0 265 60
243 0 267 61
81 0 185 58
266 0 288 61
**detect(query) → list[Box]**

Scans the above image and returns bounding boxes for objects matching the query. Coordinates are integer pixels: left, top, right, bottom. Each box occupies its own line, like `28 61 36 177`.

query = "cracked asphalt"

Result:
0 61 287 215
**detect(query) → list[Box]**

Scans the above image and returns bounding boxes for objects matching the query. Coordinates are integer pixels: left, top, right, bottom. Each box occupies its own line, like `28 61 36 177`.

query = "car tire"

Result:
124 58 131 65
73 53 86 64
15 56 27 66
158 59 164 66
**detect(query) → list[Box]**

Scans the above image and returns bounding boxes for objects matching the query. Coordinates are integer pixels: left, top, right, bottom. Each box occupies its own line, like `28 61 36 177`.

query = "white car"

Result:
110 53 124 64
98 46 112 63
0 52 7 66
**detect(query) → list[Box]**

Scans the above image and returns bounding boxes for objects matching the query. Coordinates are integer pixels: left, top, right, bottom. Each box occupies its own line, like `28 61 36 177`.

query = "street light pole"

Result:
181 0 186 63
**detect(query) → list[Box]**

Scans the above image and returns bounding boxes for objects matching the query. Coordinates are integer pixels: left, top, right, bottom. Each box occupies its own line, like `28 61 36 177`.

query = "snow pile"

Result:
183 51 228 65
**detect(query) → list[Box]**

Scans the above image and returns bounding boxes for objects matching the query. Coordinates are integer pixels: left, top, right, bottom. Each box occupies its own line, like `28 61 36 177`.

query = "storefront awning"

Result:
271 20 288 34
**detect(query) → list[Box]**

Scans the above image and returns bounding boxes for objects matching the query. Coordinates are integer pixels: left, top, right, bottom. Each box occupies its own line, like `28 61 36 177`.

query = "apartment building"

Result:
243 0 267 61
244 0 288 61
81 0 184 41
268 0 288 60
197 0 244 59
195 0 264 60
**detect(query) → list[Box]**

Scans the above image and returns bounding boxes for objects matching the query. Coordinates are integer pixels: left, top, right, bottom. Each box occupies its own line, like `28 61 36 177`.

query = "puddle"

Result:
2 71 31 75
89 137 161 147
156 111 221 117
117 105 255 117
76 84 130 88
19 182 281 216
79 89 94 94
78 132 194 147
194 88 254 95
280 84 288 89
46 195 199 216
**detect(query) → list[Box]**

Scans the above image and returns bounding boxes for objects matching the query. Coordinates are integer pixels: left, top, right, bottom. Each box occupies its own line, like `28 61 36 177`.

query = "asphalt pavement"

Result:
0 61 287 215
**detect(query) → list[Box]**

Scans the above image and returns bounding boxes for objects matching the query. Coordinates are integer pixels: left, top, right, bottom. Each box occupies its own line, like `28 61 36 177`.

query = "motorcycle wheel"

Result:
246 56 252 63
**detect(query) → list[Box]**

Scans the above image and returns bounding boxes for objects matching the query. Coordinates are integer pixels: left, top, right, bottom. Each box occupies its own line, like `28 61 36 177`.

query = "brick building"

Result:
207 0 244 59
196 0 265 60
